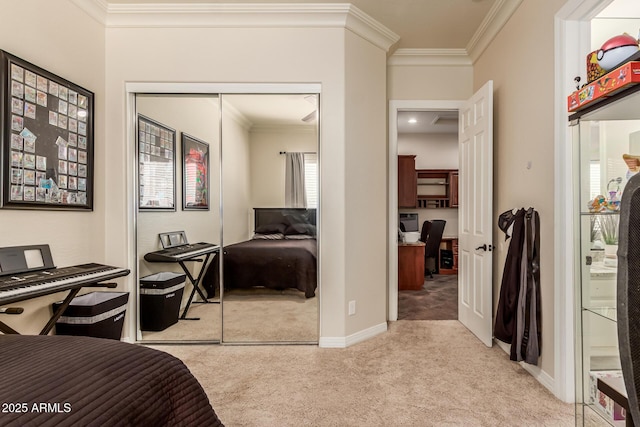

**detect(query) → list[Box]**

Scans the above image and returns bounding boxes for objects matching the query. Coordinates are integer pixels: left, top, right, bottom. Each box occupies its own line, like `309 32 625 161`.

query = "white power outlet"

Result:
348 300 356 316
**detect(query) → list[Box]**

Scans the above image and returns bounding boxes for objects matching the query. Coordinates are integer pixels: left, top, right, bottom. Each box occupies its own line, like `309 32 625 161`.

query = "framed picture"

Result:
0 50 94 210
137 115 176 211
181 133 209 210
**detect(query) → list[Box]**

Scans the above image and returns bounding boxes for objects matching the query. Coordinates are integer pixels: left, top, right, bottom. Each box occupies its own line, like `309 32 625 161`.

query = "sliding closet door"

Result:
136 94 221 342
221 94 319 343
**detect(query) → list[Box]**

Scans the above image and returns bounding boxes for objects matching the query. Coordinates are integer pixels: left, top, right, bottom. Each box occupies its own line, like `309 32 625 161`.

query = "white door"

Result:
458 80 494 347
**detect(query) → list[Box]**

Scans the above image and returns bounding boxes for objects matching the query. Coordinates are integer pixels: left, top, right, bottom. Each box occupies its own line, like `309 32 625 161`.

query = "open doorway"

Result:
396 110 460 320
389 87 493 345
388 100 463 322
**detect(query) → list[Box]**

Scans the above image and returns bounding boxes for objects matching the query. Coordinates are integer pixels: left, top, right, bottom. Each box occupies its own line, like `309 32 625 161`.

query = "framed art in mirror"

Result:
181 133 209 210
0 50 94 210
137 114 176 211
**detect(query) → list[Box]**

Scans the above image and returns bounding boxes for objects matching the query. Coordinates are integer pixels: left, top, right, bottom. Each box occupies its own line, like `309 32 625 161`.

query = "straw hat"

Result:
623 154 640 172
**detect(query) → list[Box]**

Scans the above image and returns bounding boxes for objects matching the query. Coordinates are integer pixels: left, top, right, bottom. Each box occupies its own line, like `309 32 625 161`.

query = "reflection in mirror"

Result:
135 94 221 342
214 93 319 343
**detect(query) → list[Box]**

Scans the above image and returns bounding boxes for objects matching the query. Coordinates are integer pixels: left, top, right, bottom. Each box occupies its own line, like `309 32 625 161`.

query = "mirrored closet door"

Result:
132 89 319 344
136 94 221 342
220 94 319 343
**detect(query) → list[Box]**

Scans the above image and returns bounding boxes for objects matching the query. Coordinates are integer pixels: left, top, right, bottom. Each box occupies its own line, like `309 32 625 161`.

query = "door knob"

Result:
475 244 493 251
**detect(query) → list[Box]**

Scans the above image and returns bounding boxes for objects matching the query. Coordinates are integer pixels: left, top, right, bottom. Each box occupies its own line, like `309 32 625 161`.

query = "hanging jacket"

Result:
494 208 542 365
494 208 525 344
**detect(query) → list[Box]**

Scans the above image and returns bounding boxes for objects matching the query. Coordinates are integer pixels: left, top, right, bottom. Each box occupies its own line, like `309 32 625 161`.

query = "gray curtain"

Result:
285 152 306 208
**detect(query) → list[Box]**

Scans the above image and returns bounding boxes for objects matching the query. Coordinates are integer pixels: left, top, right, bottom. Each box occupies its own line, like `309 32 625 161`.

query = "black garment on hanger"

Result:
494 207 542 365
519 208 541 364
498 209 518 240
494 208 525 344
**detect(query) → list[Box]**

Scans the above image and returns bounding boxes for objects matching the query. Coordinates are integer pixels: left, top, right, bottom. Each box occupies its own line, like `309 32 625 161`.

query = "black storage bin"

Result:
53 291 129 340
440 249 454 269
140 272 186 331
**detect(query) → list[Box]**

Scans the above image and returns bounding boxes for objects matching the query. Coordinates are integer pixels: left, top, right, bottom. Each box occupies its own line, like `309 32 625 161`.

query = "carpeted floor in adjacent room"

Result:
398 274 458 320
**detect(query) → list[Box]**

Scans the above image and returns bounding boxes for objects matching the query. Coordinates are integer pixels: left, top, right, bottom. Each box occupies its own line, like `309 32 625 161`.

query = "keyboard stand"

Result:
0 282 117 335
143 244 220 321
178 253 216 320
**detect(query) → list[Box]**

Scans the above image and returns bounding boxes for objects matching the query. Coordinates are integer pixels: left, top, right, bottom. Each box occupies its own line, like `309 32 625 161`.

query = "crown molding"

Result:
251 124 317 134
343 5 400 52
466 0 524 63
71 1 399 52
387 49 472 66
71 0 109 24
222 100 253 131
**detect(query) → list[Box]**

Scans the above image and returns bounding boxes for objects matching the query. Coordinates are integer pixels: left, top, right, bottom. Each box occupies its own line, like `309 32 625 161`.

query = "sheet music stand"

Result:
159 231 188 248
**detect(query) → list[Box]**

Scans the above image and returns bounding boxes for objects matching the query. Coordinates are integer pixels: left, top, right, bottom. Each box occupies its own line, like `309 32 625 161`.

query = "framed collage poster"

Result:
181 133 209 210
137 114 176 211
0 50 94 210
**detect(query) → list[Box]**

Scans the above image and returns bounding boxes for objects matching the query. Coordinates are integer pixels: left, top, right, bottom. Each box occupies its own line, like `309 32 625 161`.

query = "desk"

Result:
398 242 425 290
439 237 458 275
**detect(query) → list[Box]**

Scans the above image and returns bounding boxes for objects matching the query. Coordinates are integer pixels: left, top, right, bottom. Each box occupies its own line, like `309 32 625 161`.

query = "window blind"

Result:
304 153 318 209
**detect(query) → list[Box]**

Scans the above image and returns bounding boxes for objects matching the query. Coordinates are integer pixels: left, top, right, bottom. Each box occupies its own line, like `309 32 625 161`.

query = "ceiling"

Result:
105 0 499 50
114 0 637 130
397 111 458 134
223 94 317 128
104 0 504 128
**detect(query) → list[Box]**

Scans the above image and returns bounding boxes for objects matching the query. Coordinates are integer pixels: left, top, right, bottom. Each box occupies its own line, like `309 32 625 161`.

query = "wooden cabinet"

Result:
416 169 458 208
439 238 458 275
398 160 458 209
398 155 416 208
398 243 425 290
449 171 459 207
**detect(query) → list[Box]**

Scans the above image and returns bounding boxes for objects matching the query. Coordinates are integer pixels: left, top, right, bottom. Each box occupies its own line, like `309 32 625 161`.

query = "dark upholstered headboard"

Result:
254 208 316 230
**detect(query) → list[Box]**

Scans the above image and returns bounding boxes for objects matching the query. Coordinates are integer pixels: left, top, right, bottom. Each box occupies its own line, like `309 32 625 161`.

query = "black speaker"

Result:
617 172 640 422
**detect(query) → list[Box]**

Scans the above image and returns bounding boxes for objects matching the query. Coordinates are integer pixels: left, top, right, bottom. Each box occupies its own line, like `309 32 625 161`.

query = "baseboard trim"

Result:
319 322 388 348
495 340 555 394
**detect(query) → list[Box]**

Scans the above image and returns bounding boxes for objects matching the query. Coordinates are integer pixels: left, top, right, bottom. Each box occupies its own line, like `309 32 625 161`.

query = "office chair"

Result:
422 220 446 278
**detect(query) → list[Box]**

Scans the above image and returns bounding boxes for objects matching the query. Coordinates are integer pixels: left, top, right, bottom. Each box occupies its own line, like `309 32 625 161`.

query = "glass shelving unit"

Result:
571 87 640 426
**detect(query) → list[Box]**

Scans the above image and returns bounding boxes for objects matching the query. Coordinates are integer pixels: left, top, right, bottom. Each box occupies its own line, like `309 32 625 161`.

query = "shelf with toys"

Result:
569 30 640 427
568 33 640 119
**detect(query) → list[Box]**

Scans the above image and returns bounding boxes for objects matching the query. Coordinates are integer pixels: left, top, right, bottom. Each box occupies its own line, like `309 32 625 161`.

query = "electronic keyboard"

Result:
144 242 220 263
0 263 130 305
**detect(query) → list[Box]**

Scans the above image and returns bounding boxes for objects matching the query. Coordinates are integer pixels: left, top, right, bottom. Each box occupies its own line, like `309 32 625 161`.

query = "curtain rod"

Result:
279 151 316 154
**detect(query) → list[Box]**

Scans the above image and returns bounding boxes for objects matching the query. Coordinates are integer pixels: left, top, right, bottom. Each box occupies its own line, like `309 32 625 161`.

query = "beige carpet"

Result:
140 289 317 343
140 302 221 342
154 320 574 426
223 288 317 343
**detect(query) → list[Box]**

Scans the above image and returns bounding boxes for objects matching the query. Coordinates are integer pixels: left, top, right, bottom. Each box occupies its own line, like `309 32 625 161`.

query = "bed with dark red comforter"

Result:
0 335 223 427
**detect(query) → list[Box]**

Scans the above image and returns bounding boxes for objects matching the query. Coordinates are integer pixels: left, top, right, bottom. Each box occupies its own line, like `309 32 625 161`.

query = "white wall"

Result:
473 0 567 379
388 63 473 100
591 18 640 50
398 133 458 169
104 23 388 341
344 30 389 336
600 120 640 190
222 106 252 245
0 0 106 334
249 127 317 209
136 95 220 288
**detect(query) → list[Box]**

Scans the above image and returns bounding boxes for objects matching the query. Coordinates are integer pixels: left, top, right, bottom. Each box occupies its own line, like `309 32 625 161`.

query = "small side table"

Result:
398 242 425 290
